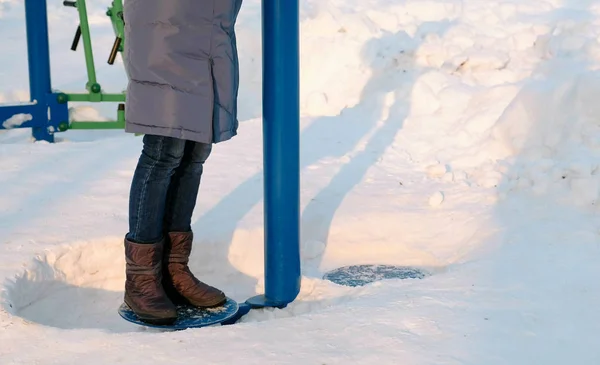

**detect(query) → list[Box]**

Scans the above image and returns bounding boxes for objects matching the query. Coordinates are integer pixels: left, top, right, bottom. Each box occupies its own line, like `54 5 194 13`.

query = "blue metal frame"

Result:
0 0 68 142
246 0 301 309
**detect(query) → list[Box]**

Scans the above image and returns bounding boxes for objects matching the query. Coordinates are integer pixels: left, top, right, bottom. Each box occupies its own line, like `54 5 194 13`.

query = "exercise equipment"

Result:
0 0 126 142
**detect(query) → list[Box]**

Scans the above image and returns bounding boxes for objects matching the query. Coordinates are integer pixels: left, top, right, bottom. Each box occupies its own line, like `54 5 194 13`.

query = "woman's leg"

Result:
163 140 212 233
161 141 227 307
127 135 187 243
124 134 188 324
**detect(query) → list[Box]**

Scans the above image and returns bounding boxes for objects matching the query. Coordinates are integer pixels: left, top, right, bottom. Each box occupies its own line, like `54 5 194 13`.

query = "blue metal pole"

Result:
24 0 54 142
246 0 301 308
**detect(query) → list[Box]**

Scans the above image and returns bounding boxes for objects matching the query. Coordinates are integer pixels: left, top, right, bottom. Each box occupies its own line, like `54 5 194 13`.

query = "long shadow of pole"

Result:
302 22 454 275
193 22 455 306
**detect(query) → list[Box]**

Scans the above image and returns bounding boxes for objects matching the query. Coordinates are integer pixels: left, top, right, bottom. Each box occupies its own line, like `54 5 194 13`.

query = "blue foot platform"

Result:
118 297 239 330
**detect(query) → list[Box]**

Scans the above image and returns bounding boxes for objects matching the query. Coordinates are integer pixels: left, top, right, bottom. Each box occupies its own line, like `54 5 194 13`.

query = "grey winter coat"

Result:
123 0 243 144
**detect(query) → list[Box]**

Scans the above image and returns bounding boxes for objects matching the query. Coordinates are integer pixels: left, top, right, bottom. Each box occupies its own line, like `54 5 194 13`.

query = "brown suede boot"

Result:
124 238 177 325
162 231 227 308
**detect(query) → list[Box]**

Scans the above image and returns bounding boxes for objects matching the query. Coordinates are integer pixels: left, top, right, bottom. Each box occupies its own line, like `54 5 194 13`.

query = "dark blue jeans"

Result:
126 134 212 244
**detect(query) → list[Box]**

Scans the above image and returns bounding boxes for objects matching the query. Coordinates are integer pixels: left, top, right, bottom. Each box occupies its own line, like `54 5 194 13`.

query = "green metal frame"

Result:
63 0 126 130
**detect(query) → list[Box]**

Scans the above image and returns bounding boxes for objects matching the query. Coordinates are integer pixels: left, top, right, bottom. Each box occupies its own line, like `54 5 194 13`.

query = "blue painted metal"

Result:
0 103 38 129
245 294 288 309
46 92 70 134
246 0 301 309
24 0 64 142
323 265 429 287
25 0 52 104
0 0 68 141
0 103 37 118
118 297 240 330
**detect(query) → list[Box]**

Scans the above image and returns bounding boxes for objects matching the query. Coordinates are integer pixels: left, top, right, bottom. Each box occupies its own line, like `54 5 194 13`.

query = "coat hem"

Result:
125 121 237 144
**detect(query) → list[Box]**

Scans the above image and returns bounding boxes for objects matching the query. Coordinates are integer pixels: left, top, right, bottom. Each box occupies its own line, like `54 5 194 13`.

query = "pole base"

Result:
323 264 429 287
245 294 289 309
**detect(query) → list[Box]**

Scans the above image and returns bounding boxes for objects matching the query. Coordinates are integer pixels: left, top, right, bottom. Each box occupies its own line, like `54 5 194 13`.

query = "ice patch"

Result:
323 264 429 287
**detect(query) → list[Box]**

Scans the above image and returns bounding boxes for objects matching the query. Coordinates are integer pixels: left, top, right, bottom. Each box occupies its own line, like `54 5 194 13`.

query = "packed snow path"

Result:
2 0 600 363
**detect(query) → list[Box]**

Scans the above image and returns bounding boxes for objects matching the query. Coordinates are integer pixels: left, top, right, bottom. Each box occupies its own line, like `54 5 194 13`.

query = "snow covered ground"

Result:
2 0 600 363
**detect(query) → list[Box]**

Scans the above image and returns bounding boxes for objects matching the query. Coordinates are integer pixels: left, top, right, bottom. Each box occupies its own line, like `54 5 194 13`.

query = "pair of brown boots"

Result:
124 231 226 325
